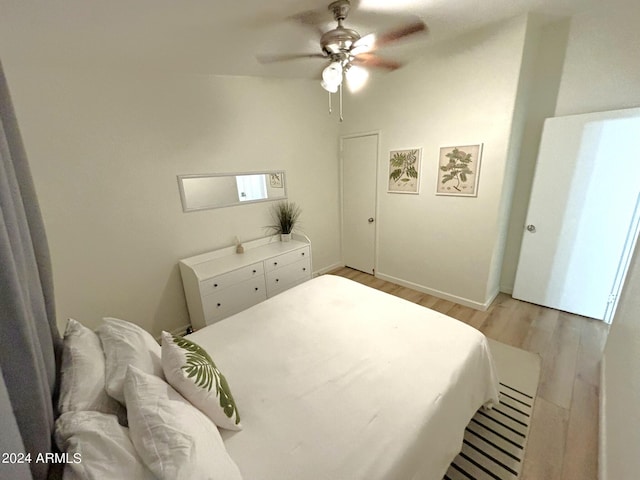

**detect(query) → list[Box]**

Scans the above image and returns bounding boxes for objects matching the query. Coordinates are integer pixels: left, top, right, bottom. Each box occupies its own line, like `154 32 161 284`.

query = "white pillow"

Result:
95 317 163 404
124 366 243 480
58 319 126 421
54 411 155 480
161 331 242 431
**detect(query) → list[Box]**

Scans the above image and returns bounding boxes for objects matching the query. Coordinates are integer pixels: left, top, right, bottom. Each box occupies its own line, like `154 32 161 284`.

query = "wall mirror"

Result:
178 171 287 212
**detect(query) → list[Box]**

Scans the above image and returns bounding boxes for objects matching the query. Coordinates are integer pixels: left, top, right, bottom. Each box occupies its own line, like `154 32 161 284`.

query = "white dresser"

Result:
179 234 312 330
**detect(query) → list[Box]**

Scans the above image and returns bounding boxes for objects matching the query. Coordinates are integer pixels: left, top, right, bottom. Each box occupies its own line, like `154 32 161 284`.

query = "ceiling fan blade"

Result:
352 53 402 71
257 53 326 64
369 19 428 50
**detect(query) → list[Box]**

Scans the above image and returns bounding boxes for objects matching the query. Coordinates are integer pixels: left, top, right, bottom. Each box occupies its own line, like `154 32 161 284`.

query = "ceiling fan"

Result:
257 0 427 119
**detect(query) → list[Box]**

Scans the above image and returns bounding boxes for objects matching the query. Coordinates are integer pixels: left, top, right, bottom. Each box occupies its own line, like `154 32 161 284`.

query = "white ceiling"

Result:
0 0 598 78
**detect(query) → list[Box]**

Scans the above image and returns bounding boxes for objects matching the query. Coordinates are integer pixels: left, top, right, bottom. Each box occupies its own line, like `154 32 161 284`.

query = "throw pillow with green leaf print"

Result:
161 331 241 431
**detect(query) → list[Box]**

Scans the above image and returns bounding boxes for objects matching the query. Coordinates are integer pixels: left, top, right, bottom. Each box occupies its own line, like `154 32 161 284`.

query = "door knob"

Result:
368 218 375 223
526 224 536 233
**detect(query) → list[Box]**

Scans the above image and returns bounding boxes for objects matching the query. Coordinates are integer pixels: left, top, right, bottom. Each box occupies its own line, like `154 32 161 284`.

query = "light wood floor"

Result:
328 267 609 480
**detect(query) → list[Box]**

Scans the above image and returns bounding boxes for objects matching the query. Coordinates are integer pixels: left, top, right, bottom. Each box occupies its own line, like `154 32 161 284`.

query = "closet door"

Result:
341 133 378 274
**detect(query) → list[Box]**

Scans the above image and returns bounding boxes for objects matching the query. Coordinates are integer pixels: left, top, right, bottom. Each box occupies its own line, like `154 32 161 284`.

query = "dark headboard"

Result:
0 59 62 480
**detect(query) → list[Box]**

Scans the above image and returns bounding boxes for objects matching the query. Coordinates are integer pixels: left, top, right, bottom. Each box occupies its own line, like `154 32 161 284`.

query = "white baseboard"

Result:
314 262 344 277
376 271 497 311
500 284 514 295
313 265 498 310
599 355 607 480
484 288 501 310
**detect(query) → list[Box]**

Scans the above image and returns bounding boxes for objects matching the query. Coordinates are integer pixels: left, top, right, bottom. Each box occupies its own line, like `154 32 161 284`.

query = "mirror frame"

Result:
177 171 287 212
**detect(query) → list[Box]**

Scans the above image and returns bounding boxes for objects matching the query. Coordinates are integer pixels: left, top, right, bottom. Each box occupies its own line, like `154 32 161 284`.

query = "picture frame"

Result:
436 143 483 197
388 148 422 194
269 172 284 188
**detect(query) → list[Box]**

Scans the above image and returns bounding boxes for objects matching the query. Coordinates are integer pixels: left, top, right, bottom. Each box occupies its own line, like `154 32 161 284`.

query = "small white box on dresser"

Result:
179 234 312 330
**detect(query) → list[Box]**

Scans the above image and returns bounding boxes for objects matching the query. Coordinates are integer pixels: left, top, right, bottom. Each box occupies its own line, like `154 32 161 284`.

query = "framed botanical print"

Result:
388 148 421 194
436 144 483 197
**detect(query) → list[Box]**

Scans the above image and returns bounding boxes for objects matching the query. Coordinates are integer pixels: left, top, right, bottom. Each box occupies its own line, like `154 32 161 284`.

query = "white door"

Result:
341 133 378 274
513 108 640 321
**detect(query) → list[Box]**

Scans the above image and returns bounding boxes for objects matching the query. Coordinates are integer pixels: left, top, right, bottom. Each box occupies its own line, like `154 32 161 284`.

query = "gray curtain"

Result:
0 60 61 480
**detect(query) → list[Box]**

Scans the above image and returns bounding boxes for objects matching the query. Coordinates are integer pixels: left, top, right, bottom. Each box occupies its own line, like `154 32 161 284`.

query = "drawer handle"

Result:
275 279 279 283
303 267 306 272
274 262 278 266
214 283 218 288
252 269 257 274
216 303 221 307
301 252 305 256
254 287 259 291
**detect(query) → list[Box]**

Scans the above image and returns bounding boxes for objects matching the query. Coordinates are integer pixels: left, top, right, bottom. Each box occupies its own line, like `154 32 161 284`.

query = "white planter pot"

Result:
280 233 292 242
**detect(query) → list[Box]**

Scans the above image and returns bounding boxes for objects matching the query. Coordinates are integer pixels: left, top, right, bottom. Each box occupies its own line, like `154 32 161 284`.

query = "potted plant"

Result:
268 201 301 242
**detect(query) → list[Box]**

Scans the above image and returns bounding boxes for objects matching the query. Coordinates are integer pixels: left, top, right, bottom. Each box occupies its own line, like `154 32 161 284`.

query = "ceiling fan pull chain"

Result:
339 82 343 122
328 91 332 115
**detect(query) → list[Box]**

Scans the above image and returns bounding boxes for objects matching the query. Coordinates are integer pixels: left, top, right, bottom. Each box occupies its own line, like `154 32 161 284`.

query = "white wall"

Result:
340 15 530 308
484 15 542 301
547 0 640 478
555 0 640 117
5 66 341 336
499 18 570 292
602 245 640 479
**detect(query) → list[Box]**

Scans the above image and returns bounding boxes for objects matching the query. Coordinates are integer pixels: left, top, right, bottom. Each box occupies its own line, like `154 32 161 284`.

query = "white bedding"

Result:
190 275 499 480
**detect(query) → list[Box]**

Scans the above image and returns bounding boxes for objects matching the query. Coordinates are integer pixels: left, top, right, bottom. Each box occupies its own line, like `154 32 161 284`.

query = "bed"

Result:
190 274 499 479
2 274 499 480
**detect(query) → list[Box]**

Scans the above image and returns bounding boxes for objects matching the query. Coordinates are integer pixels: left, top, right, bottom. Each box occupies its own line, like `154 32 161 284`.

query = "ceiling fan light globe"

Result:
346 65 369 92
322 61 343 85
321 79 339 93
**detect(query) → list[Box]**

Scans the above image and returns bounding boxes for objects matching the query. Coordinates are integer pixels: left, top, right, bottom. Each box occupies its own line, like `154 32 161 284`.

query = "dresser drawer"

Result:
265 257 311 296
264 246 310 272
199 262 264 296
203 276 267 325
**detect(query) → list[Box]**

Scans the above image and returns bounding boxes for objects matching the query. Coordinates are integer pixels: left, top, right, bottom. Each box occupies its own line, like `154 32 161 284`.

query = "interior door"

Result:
512 108 640 320
341 133 378 274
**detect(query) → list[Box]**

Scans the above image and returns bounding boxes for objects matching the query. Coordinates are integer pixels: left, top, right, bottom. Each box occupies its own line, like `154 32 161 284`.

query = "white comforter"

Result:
190 275 499 480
